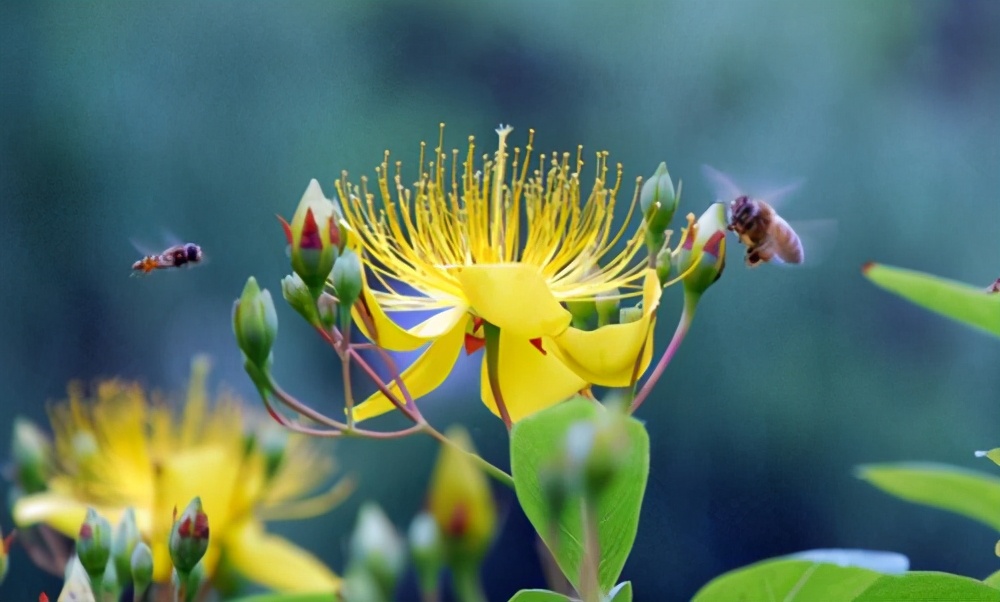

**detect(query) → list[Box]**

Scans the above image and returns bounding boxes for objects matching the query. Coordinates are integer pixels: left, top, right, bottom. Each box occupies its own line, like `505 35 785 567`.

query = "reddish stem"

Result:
629 294 697 414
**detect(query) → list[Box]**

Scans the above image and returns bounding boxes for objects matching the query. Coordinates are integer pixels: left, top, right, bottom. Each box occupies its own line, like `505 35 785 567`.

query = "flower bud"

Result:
169 497 209 576
428 427 497 563
349 503 405 598
233 277 278 369
59 557 94 602
566 299 596 330
111 508 139 587
98 557 119 600
641 163 679 252
595 288 620 327
316 292 338 330
675 203 728 299
1 526 12 586
619 306 643 325
655 243 672 287
282 272 320 326
258 425 289 481
131 541 153 599
408 513 444 601
11 418 52 495
332 247 363 328
77 507 111 582
279 179 340 296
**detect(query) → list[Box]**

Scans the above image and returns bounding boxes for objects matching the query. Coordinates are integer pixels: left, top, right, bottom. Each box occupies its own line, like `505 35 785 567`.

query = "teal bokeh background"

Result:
2 1 999 599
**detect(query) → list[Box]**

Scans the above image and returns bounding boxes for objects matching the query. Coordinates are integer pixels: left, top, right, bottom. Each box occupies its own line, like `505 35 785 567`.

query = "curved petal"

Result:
551 269 661 386
351 314 469 422
454 264 571 338
480 331 587 423
13 492 113 536
223 520 340 592
353 285 465 352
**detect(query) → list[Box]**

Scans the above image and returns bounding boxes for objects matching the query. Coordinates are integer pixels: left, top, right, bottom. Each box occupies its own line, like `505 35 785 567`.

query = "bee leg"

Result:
745 249 763 268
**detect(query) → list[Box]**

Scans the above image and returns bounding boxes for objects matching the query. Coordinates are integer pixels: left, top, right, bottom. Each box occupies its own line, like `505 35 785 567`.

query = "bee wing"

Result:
702 164 803 209
777 218 838 267
701 164 744 203
129 237 160 257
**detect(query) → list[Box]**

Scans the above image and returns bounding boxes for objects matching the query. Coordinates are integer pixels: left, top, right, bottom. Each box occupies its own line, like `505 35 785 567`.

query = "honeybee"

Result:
132 242 203 274
702 165 808 268
987 278 1000 294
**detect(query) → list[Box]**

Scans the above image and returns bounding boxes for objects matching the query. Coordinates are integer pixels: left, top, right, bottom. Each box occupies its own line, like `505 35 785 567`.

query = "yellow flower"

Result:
13 358 346 593
338 125 662 423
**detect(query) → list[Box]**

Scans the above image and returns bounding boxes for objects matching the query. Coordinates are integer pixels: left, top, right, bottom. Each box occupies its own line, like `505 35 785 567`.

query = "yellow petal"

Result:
223 520 340 592
454 264 571 338
551 269 661 386
480 331 587 422
351 313 468 422
13 492 110 536
353 284 466 352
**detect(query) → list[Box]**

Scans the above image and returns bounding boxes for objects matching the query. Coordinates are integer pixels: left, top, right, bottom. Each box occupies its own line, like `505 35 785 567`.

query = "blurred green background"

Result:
2 1 999 599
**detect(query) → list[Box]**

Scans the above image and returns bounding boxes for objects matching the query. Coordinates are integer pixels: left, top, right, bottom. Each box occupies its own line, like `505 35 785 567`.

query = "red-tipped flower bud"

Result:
279 180 341 296
77 507 112 582
169 497 209 575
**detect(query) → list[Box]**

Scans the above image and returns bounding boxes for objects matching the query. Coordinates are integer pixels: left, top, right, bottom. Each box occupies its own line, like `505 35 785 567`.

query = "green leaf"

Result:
856 572 1000 601
862 263 1000 338
977 449 1000 468
227 594 338 602
857 463 1000 531
607 581 633 601
507 590 573 602
694 558 1000 602
510 398 649 593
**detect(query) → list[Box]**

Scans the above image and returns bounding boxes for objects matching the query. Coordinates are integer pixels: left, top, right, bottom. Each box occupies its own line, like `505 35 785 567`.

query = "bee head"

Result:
184 243 203 263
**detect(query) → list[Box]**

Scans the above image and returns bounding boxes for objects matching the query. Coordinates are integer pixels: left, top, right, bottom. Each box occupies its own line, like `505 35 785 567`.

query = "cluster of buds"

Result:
71 507 153 600
235 180 365 405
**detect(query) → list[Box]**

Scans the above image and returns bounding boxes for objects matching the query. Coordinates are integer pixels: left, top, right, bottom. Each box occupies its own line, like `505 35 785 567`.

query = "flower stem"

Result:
451 562 487 602
422 424 514 489
482 322 513 430
629 292 698 414
579 497 602 602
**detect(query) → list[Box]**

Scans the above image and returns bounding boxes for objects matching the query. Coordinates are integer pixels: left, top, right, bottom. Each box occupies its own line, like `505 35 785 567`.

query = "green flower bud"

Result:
562 414 629 499
281 273 320 326
408 513 444 601
538 457 574 521
59 557 94 602
349 503 405 598
279 179 341 296
566 299 596 329
619 306 643 324
595 288 620 327
99 557 120 600
130 541 153 599
332 247 363 328
111 508 140 587
641 163 679 252
77 507 112 583
10 417 51 495
233 277 278 369
675 203 728 299
316 292 338 330
655 243 673 287
258 425 288 481
169 497 209 576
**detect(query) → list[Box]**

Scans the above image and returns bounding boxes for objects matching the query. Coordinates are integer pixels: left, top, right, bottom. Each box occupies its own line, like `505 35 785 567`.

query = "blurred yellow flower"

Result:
13 357 347 593
338 125 661 424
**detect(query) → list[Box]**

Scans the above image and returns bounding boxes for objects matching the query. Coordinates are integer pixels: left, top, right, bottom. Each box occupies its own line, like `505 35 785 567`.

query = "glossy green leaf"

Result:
857 463 1000 531
507 589 573 602
694 558 1000 601
510 398 649 593
862 263 1000 338
608 581 633 601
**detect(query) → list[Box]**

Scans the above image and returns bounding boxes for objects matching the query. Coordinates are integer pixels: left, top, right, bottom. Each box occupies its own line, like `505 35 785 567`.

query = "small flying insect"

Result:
703 165 830 268
131 242 203 275
987 277 1000 294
